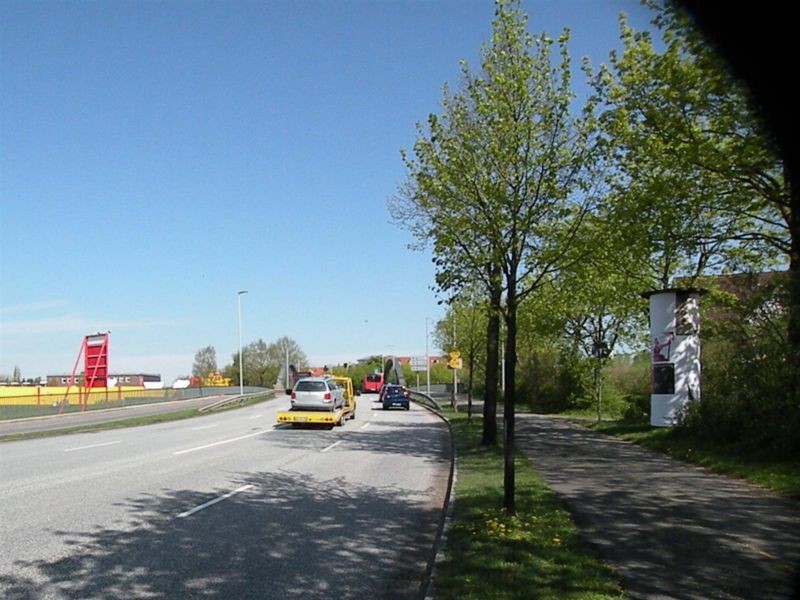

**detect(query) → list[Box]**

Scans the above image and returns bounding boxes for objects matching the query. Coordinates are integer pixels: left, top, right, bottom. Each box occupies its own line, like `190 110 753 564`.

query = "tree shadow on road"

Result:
2 468 443 600
268 417 451 466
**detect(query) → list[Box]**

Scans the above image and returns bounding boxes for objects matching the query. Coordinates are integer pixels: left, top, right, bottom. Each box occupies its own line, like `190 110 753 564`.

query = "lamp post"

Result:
451 316 458 410
237 290 248 395
285 343 290 394
425 317 432 394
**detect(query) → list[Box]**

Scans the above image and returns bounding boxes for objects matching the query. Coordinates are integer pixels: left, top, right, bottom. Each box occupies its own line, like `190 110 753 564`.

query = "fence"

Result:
0 386 269 421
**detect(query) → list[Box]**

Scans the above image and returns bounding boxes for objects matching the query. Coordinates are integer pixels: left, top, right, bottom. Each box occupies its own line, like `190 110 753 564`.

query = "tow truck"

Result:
276 375 357 428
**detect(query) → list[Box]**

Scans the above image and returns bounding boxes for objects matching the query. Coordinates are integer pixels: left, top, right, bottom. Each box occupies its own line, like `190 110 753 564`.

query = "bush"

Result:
677 274 799 457
680 335 798 455
604 352 651 423
516 345 590 412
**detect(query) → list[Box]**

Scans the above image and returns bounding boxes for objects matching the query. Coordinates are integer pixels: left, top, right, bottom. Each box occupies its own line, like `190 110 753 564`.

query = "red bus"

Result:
362 373 384 393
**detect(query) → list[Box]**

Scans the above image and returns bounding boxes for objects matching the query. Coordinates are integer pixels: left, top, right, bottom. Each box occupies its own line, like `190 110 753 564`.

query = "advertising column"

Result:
642 289 704 427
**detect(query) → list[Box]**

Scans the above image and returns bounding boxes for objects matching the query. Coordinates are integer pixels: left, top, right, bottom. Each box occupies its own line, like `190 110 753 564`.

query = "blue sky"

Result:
0 0 655 384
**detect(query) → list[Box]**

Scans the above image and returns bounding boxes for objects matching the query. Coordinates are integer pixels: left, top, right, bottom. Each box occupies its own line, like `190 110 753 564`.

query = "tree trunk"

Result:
467 345 475 421
502 271 518 516
788 171 800 393
482 265 501 445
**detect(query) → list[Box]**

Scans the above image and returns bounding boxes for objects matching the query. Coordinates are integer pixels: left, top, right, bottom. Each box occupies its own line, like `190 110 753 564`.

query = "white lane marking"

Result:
191 424 218 431
321 440 342 453
248 413 263 420
360 422 370 430
177 484 254 518
64 441 120 453
173 430 267 455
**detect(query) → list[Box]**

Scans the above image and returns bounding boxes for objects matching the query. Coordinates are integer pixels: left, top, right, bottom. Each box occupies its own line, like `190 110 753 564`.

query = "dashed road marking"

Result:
177 484 254 518
173 429 267 455
64 441 120 453
321 440 343 453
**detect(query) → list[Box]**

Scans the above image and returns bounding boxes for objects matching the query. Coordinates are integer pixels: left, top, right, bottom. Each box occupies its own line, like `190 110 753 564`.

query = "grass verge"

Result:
585 421 800 498
434 409 623 599
0 393 275 443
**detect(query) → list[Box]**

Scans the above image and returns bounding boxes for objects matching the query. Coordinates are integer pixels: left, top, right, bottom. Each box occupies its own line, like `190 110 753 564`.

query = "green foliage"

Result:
592 3 787 288
603 353 651 423
394 0 601 511
679 274 798 455
223 336 308 388
394 0 598 333
516 344 591 413
437 294 490 393
331 357 382 392
191 345 218 379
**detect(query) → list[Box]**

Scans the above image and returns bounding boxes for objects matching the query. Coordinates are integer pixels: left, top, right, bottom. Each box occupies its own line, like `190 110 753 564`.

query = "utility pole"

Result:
285 343 290 393
237 290 248 395
425 317 431 394
452 316 458 410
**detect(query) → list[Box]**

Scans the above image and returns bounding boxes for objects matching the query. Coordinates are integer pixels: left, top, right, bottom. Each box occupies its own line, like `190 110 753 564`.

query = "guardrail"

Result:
198 390 276 412
409 390 442 413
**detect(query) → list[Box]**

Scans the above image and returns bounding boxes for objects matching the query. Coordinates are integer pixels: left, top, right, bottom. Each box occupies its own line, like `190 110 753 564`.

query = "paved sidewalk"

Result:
516 415 800 600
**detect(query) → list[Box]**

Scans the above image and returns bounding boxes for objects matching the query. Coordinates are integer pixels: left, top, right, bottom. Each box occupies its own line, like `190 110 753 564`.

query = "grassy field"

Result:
585 421 800 498
433 410 623 599
0 396 181 421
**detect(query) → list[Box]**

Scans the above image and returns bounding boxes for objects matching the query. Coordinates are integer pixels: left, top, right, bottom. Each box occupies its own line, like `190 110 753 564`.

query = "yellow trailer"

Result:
276 376 357 427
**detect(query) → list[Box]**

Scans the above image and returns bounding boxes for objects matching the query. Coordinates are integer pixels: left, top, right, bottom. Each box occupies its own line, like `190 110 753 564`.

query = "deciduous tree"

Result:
394 0 598 514
593 3 795 374
191 346 218 379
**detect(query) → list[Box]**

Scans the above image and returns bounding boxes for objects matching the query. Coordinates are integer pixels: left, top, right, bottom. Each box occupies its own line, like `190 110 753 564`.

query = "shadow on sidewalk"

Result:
516 415 800 600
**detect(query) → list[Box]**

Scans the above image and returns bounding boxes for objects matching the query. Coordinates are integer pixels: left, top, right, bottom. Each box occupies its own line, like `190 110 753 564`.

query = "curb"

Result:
411 391 457 600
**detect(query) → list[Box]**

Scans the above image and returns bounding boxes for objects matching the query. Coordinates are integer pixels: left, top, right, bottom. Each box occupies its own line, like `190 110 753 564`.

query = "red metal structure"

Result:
59 332 109 412
84 333 109 389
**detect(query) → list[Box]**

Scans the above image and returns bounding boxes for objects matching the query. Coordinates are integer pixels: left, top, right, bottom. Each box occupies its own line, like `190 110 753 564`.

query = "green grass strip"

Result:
435 410 623 599
585 421 800 498
0 394 275 443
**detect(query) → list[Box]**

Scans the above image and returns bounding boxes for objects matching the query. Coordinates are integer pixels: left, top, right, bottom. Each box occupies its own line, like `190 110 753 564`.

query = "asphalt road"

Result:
0 395 451 599
516 415 800 600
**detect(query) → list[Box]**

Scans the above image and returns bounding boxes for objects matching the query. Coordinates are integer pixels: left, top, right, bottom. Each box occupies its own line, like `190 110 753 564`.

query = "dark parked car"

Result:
381 384 410 411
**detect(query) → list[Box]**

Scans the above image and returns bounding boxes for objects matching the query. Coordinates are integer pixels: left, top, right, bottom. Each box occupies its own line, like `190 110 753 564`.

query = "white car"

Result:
290 377 345 411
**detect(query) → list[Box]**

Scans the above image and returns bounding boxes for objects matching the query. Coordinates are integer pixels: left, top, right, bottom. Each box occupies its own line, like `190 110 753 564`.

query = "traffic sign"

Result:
410 355 427 372
447 357 463 369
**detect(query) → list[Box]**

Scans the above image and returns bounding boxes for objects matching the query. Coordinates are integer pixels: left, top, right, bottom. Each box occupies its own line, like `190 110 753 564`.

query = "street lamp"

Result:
425 317 432 394
452 316 457 409
237 290 248 395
